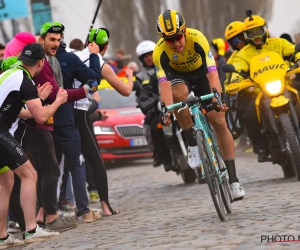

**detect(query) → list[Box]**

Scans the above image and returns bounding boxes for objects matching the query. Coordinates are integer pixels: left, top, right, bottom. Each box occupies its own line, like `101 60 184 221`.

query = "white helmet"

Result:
136 40 156 57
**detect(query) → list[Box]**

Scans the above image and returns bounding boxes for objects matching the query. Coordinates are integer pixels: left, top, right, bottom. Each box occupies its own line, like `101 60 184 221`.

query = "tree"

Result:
100 0 274 59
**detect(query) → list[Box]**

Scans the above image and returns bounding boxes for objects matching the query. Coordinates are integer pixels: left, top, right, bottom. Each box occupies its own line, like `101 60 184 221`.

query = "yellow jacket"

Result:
224 50 238 88
231 37 300 82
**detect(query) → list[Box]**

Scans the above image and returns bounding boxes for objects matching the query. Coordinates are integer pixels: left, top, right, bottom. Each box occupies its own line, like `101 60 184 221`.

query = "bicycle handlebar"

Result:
161 88 222 113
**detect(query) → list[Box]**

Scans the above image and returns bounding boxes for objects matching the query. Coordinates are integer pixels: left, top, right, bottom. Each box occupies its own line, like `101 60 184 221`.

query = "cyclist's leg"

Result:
194 71 245 199
166 68 200 168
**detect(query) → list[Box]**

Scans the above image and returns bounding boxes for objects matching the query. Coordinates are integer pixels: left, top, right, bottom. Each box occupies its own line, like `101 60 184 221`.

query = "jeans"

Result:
52 125 89 215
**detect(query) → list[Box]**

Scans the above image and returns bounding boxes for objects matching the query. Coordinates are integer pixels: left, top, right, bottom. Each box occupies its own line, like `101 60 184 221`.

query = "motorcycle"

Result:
223 48 300 180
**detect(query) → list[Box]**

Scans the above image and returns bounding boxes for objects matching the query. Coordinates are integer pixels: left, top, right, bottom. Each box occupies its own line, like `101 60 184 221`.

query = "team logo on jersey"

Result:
172 54 179 60
208 51 214 59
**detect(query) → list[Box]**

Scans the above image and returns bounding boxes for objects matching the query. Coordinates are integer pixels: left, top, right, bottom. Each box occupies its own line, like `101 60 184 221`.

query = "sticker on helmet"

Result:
157 20 163 33
172 54 179 60
208 51 214 59
176 14 179 29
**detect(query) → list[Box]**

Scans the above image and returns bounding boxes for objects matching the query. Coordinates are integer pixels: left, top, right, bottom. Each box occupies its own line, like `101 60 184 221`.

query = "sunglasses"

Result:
164 34 184 44
228 34 246 47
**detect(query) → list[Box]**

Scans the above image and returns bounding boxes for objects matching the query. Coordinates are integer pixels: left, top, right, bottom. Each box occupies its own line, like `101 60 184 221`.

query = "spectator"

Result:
53 22 102 222
295 33 300 45
73 27 123 216
114 48 132 77
4 32 36 58
127 61 139 74
0 43 5 60
280 33 293 43
69 38 84 52
211 38 228 88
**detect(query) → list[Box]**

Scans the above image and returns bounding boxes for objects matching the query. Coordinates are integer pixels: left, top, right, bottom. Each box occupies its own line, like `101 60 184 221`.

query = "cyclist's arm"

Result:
154 50 172 106
101 63 133 96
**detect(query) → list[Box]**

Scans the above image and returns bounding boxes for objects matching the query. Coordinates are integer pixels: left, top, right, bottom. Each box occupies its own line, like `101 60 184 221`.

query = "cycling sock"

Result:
183 127 197 146
224 159 239 184
0 234 9 240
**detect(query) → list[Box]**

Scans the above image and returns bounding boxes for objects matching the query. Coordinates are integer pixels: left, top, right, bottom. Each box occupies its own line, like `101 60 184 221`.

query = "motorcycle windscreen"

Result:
250 51 287 85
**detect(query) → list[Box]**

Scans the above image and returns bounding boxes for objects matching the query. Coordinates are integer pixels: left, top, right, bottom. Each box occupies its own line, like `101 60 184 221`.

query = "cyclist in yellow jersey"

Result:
230 10 300 162
154 10 245 200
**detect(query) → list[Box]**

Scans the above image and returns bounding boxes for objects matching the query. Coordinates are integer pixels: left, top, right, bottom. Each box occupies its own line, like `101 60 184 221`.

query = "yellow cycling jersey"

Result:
153 28 217 83
231 37 300 82
224 50 238 88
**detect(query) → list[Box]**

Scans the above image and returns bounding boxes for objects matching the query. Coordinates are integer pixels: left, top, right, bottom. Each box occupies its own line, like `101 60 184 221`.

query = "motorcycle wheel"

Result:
180 168 196 184
225 93 244 140
279 113 300 180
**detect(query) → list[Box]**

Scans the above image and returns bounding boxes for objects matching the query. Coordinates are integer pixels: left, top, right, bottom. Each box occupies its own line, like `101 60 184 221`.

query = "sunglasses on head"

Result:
164 33 184 44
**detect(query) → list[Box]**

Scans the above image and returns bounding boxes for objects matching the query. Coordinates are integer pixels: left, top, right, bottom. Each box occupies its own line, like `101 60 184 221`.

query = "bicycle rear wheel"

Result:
215 153 232 213
196 130 226 221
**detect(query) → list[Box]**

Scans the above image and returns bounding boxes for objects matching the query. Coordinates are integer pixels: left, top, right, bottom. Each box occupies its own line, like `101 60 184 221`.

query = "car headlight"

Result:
265 80 282 95
94 126 115 135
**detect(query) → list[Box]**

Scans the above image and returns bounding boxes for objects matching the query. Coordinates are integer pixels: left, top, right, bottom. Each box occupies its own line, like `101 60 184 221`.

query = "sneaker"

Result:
89 191 100 203
24 225 60 243
59 204 75 213
7 221 21 233
0 233 24 249
231 182 245 201
45 215 78 232
82 210 101 223
187 146 201 169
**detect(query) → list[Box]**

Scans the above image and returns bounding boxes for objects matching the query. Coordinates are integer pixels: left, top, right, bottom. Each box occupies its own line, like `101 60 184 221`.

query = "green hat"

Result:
1 56 21 72
40 22 65 35
88 28 110 45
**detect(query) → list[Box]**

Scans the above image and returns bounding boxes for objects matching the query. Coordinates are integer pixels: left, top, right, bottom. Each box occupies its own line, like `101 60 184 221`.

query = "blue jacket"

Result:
54 42 101 126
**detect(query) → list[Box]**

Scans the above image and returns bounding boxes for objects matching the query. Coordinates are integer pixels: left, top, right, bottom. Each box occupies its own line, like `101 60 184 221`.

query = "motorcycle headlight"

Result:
94 126 115 135
265 80 282 95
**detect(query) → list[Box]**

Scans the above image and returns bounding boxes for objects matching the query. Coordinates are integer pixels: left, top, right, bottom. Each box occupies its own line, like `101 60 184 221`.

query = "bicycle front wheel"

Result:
196 130 226 221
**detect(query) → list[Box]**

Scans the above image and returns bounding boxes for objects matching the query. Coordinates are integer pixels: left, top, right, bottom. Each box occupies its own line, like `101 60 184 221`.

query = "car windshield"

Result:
98 88 137 109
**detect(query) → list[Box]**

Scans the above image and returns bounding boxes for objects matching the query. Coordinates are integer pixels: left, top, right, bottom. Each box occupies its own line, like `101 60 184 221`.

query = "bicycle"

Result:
161 88 233 221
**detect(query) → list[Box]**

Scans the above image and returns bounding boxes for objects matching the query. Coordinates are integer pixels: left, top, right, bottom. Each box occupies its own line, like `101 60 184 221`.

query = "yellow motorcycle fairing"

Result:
226 79 256 95
255 91 263 123
250 52 287 97
270 95 289 108
286 84 300 104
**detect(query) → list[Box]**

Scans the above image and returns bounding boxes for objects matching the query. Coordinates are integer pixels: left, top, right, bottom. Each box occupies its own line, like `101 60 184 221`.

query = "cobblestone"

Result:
11 150 300 249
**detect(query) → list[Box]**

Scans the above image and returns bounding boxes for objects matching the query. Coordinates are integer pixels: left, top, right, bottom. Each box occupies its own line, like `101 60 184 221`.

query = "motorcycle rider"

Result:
135 40 173 171
230 10 300 162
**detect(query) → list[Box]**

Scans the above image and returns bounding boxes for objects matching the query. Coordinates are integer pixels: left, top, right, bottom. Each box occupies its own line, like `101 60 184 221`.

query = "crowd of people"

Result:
0 8 300 249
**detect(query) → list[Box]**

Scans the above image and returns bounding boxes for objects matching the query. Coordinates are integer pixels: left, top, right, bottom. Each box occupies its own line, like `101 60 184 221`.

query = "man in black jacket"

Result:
136 40 173 172
52 25 102 223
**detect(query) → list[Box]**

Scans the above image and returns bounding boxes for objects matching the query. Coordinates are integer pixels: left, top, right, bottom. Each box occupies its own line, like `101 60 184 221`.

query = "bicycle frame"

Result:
166 93 227 184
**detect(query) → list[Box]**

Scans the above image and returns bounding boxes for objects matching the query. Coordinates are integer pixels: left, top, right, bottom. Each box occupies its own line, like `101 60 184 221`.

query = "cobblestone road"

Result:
12 150 300 250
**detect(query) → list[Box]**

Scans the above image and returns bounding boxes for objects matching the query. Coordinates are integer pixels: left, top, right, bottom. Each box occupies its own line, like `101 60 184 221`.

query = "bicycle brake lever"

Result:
178 104 188 113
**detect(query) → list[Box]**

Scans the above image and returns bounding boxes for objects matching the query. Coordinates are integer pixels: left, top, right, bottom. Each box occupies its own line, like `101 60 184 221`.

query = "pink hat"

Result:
4 32 36 58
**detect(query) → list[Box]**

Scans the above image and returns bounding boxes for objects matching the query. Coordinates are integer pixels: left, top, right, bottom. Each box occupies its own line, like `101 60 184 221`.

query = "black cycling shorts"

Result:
0 130 28 170
165 65 212 108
